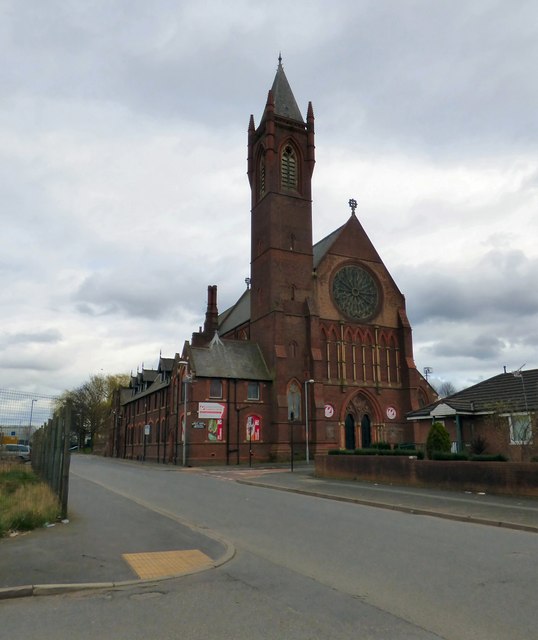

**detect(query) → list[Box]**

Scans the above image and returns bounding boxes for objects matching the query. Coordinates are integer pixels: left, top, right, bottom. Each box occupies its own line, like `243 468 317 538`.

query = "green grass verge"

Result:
0 462 60 537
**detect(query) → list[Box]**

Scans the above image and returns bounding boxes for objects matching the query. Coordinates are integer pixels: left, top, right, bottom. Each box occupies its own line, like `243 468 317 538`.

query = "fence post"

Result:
60 403 72 519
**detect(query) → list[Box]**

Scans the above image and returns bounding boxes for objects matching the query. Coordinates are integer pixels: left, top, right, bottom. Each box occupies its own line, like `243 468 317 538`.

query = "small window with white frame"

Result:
509 413 532 445
247 381 260 401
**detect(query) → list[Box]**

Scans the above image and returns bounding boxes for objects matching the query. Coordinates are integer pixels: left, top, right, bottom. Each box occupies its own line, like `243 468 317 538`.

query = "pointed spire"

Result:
247 114 256 185
307 101 315 173
270 55 304 122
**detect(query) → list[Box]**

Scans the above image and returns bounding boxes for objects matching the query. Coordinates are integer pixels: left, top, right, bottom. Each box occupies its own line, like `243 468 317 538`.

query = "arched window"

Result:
258 155 266 199
289 340 298 358
281 145 297 190
287 381 301 421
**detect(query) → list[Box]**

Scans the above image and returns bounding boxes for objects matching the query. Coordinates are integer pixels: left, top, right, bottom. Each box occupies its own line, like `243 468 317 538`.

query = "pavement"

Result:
1 461 537 600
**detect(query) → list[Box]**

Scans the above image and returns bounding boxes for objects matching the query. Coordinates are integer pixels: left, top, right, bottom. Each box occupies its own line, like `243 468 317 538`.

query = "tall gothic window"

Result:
281 145 297 190
287 381 301 421
258 155 266 199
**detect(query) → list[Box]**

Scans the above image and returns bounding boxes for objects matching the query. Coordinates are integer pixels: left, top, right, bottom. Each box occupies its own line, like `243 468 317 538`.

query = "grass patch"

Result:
0 462 60 537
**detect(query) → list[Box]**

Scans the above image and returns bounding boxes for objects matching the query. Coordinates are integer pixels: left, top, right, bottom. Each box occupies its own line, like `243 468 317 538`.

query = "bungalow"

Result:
407 368 538 461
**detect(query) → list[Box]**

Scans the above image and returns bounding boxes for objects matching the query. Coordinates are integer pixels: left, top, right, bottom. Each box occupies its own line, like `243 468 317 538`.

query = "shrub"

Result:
469 435 488 455
469 454 508 462
426 422 451 459
370 441 391 450
353 448 424 459
397 443 417 450
328 449 354 455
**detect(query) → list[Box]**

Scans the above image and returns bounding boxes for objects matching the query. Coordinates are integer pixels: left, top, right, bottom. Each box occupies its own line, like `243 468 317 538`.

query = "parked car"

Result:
1 444 31 462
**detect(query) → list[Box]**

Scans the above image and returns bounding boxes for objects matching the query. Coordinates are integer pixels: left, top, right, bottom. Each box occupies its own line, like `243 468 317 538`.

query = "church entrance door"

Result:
344 414 356 450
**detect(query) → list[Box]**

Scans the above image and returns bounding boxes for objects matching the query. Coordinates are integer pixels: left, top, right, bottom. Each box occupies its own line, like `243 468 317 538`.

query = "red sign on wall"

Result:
246 414 261 441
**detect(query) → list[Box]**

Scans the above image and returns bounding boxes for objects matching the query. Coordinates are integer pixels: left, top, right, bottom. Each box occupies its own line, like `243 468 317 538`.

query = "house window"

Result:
287 381 301 421
247 381 260 401
210 379 223 399
509 414 532 445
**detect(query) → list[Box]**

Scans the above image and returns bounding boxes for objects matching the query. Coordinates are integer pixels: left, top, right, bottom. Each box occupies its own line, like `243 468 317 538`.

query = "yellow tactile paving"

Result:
122 549 213 579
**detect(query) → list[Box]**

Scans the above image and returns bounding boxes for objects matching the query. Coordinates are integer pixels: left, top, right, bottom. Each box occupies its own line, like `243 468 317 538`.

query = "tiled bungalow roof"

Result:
408 369 538 420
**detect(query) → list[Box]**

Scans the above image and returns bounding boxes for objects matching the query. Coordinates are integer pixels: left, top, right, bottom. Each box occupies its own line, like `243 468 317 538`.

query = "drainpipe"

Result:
455 415 463 452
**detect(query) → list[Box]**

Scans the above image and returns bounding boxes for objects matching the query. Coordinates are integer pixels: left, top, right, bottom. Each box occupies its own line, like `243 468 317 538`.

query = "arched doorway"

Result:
344 414 356 450
342 393 377 449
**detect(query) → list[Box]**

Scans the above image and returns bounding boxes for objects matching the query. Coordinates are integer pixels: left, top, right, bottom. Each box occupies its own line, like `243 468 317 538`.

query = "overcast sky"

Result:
1 0 537 398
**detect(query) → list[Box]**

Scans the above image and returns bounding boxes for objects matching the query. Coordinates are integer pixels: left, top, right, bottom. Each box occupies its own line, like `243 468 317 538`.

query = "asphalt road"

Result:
1 456 537 640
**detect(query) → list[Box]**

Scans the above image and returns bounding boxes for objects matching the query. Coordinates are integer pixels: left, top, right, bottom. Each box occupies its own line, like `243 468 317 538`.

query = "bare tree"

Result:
57 373 129 450
434 381 458 398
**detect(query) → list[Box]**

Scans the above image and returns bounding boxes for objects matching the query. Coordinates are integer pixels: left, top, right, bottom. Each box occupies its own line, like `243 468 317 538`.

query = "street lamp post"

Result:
304 379 315 464
176 360 191 468
28 398 37 443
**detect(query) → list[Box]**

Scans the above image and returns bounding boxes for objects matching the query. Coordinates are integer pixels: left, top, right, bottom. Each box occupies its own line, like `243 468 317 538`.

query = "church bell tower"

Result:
247 57 316 375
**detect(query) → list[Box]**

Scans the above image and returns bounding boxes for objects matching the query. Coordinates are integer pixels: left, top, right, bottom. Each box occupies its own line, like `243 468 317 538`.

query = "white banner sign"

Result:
198 402 226 419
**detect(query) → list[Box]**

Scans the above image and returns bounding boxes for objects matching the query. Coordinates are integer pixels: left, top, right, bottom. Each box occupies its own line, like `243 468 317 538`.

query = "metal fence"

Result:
31 404 72 519
0 388 71 518
0 388 57 444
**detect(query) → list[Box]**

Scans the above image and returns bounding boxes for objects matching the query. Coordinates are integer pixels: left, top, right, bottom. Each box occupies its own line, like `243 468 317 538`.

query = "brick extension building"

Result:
109 59 437 465
407 368 538 461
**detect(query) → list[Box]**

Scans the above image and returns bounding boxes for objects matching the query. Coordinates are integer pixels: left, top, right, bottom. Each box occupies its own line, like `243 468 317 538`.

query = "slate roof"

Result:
122 373 170 405
313 224 345 269
188 337 272 381
408 369 538 419
271 59 304 122
218 289 251 334
158 357 174 373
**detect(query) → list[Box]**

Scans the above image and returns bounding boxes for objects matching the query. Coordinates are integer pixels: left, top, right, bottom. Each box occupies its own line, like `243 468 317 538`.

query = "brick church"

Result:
111 59 437 465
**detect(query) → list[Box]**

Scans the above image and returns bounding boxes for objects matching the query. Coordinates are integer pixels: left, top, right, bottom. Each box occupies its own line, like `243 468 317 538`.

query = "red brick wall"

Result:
316 454 538 497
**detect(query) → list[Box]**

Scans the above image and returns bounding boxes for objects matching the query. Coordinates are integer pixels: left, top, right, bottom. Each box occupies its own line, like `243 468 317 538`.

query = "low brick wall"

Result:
315 455 538 497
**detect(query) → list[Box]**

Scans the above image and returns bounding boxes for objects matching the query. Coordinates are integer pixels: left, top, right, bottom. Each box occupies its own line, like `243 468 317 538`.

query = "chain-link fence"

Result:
1 388 71 518
31 404 72 519
0 389 57 444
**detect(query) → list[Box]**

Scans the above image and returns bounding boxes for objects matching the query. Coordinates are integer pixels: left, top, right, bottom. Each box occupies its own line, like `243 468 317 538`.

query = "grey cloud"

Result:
0 330 62 348
73 266 216 320
401 249 538 326
6 2 537 155
310 4 538 156
428 334 506 360
0 356 62 372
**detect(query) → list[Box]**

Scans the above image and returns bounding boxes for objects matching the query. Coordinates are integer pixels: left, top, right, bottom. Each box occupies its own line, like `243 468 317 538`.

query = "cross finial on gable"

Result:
348 198 357 216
